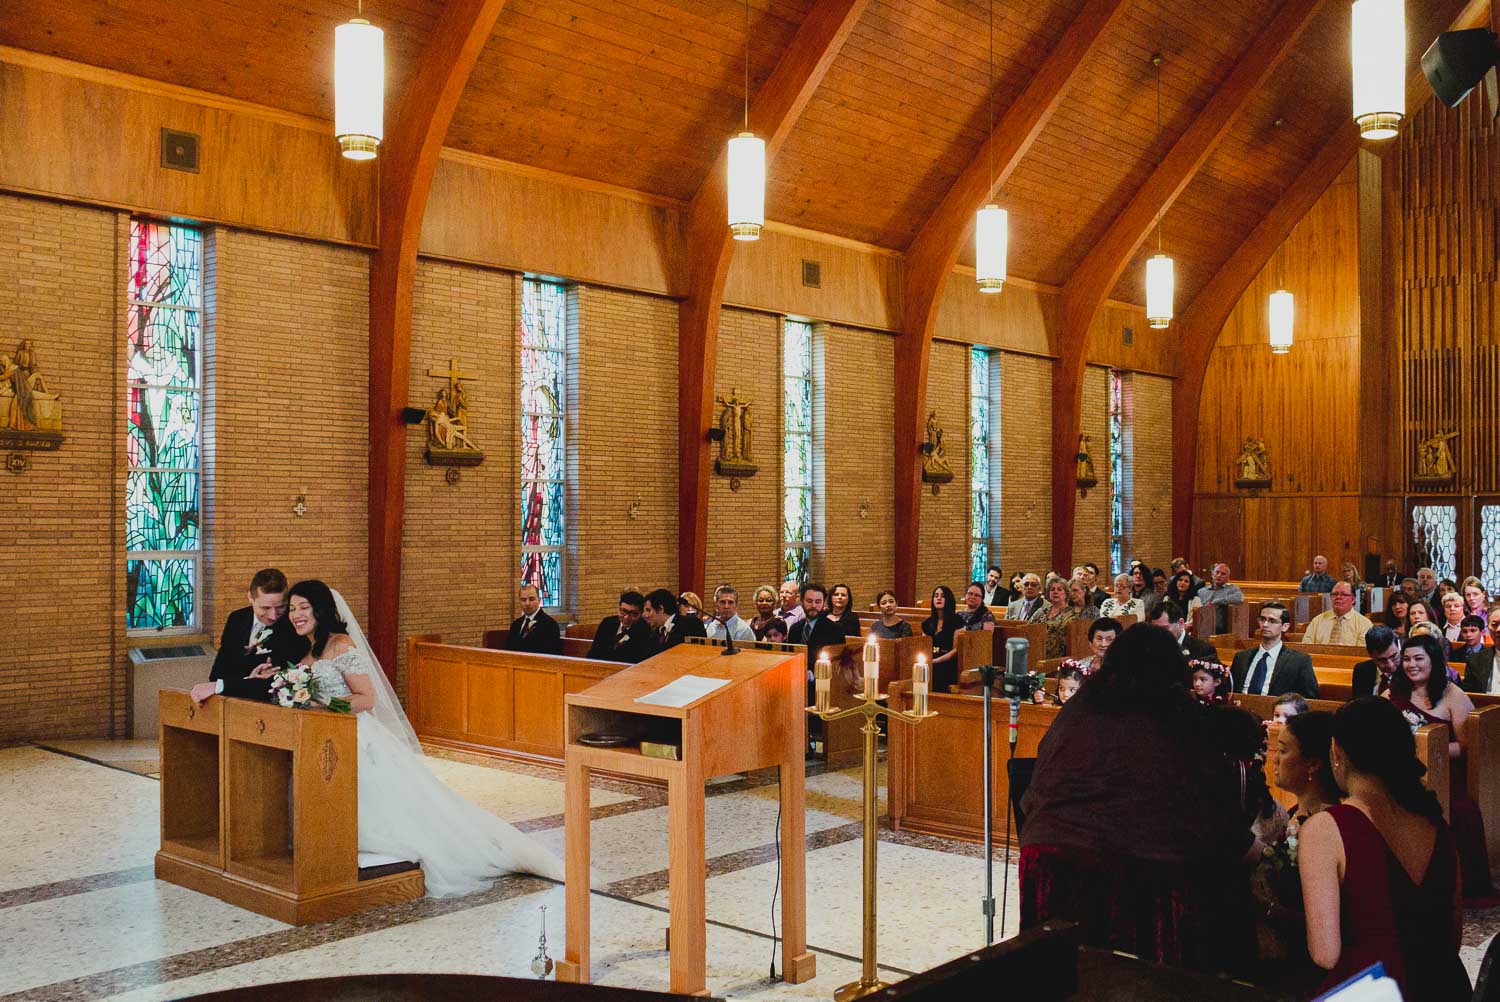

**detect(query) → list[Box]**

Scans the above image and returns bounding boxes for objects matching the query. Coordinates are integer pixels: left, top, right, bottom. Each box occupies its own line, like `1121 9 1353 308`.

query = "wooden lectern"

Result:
556 641 815 996
156 690 425 924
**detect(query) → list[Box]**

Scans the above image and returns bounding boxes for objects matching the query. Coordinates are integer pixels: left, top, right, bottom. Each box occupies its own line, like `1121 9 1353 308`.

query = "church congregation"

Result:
12 0 1500 999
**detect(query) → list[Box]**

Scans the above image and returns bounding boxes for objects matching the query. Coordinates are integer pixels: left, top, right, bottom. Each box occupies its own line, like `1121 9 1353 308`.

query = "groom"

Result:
189 568 303 706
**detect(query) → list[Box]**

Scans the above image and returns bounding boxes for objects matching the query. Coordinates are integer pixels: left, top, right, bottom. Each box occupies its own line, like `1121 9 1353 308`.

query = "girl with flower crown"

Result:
1190 659 1232 705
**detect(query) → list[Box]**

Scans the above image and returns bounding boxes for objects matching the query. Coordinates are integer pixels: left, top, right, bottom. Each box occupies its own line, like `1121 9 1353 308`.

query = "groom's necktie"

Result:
1247 651 1271 695
520 617 533 639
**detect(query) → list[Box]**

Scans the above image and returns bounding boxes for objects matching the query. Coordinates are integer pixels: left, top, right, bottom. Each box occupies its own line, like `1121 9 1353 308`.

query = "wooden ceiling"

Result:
0 0 1469 306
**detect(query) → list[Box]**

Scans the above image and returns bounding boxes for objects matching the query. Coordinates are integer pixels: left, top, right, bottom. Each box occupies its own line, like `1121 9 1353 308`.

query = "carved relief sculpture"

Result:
0 338 65 450
423 357 484 468
1233 436 1272 489
1075 434 1098 489
921 411 954 485
1414 431 1458 485
714 387 758 479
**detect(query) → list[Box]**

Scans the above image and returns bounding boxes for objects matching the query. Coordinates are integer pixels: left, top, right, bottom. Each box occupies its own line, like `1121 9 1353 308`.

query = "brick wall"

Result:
0 195 123 740
1072 365 1111 573
998 353 1053 578
1125 372 1174 570
917 341 970 599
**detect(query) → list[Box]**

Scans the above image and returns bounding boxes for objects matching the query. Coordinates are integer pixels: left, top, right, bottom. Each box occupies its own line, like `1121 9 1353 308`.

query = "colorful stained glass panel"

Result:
519 550 563 607
970 542 989 585
520 414 564 482
127 301 199 389
129 224 202 308
1109 371 1125 574
1411 504 1458 583
521 281 567 350
129 388 200 469
127 558 196 629
127 471 200 551
520 480 566 548
784 546 809 586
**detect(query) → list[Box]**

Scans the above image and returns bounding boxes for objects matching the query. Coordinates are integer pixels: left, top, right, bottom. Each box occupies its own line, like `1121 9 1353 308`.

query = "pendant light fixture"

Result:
1351 0 1405 140
334 0 385 161
1144 54 1173 329
975 0 1007 293
727 0 765 241
1268 246 1294 353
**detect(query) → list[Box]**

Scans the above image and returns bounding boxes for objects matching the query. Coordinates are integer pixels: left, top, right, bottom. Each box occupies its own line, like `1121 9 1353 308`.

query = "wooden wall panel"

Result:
725 225 901 333
0 57 376 247
1192 497 1243 575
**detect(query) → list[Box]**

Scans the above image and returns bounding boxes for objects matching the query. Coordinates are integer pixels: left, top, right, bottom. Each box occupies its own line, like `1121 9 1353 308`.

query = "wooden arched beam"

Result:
1049 0 1327 570
1170 0 1492 557
368 0 509 675
891 0 1130 603
677 0 871 596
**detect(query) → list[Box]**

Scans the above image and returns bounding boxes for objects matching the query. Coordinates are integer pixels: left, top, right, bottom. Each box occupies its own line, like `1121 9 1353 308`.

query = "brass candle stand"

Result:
807 649 935 1002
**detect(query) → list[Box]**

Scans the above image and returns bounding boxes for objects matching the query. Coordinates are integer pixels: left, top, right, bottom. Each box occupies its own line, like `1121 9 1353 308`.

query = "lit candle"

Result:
912 654 930 717
863 636 880 698
815 651 832 714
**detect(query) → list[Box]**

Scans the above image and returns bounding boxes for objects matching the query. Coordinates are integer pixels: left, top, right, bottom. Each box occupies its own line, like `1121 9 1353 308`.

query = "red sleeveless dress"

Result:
1315 804 1469 1000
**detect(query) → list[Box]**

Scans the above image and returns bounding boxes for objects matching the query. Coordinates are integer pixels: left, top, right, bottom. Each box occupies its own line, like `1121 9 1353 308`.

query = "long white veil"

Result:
331 588 425 756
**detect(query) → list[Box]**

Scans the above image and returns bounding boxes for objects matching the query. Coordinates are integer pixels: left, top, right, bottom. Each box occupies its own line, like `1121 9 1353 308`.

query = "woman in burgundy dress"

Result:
1386 632 1496 903
1299 697 1469 1000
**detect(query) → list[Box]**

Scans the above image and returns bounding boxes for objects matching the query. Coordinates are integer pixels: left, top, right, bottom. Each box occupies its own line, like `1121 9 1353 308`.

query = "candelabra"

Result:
806 640 935 1001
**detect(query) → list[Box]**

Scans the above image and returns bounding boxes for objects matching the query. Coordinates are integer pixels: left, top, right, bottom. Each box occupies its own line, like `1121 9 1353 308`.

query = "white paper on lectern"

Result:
634 674 730 707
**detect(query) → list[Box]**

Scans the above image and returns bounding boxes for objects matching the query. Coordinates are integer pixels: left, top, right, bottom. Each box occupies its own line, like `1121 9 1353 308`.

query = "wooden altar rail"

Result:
886 680 1455 844
481 628 595 660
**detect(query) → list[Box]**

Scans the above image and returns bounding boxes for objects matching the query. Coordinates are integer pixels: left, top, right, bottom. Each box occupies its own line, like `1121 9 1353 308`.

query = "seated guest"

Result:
705 584 756 644
1451 615 1486 665
958 581 998 631
1376 559 1402 587
747 585 780 639
1353 625 1402 697
1033 663 1085 705
1007 573 1044 621
1436 579 1460 604
643 587 706 651
677 591 705 623
1300 697 1470 999
1439 592 1467 647
1273 693 1309 724
506 584 563 654
1385 593 1411 638
1197 562 1246 610
1461 576 1489 620
1066 578 1100 620
1081 562 1110 608
1407 599 1438 633
776 580 806 629
982 565 1009 607
1400 576 1422 604
1386 633 1495 904
761 618 789 643
1415 566 1439 605
1301 582 1374 645
1129 563 1151 599
1100 573 1144 620
1340 562 1364 589
824 583 863 639
1008 572 1024 599
1148 599 1219 662
1299 554 1336 594
868 590 913 639
1169 557 1204 594
1231 603 1319 698
1491 606 1500 644
1028 578 1079 659
1463 623 1499 694
788 582 844 658
1152 568 1168 597
1077 616 1121 671
1165 570 1197 611
1190 660 1232 705
1020 625 1252 971
587 589 650 662
922 586 959 690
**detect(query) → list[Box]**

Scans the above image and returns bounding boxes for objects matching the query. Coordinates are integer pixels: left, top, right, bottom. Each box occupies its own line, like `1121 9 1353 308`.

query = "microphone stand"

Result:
976 663 999 945
719 614 739 656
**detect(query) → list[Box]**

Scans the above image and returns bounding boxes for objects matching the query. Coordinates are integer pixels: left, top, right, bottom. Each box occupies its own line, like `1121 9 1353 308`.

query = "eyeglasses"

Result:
1257 615 1285 624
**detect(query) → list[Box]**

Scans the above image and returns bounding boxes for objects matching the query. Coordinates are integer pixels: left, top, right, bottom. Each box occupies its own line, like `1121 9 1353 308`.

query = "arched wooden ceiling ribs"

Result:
677 0 874 596
368 0 511 677
889 0 1133 603
1048 0 1329 570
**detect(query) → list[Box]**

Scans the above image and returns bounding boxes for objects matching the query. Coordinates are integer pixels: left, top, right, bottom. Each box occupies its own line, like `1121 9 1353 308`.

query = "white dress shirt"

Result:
706 615 755 643
1243 641 1284 695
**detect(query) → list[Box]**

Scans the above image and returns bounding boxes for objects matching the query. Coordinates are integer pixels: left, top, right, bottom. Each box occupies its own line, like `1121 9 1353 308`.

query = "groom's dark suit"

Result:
210 609 303 701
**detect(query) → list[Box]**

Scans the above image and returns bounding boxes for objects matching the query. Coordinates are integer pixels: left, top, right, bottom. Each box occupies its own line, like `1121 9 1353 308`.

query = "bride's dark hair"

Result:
287 579 349 658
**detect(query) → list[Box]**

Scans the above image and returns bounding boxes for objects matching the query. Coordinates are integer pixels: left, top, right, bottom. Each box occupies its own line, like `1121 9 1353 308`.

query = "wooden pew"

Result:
564 622 597 641
1465 703 1500 864
482 628 595 660
995 621 1047 662
1192 602 1249 640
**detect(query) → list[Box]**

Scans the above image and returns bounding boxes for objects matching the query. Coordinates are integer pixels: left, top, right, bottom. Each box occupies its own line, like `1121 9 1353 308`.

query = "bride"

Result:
251 579 565 897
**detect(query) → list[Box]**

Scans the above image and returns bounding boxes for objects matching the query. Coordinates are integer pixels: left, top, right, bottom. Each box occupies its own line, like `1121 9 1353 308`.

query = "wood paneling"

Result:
0 56 376 246
725 224 899 332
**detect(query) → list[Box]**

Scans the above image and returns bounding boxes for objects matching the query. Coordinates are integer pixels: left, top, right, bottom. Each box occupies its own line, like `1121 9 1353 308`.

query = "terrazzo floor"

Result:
1 740 1496 1001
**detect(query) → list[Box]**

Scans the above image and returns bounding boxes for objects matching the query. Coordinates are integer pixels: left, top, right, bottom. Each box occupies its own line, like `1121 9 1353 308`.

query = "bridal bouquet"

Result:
269 663 351 713
1251 824 1305 962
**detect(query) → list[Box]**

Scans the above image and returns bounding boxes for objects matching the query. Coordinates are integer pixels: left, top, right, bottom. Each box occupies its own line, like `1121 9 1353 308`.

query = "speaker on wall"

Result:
1421 29 1500 114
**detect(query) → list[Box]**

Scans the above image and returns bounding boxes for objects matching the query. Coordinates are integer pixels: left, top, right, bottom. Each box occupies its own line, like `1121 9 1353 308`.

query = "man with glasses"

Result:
1230 602 1319 698
1007 573 1044 621
1302 582 1374 645
1353 625 1402 698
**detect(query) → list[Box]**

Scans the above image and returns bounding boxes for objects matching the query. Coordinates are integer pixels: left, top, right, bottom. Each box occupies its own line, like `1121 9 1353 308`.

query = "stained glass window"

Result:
783 319 814 584
969 348 992 583
127 221 202 631
1479 504 1500 594
1109 370 1125 576
520 279 568 608
1411 504 1458 584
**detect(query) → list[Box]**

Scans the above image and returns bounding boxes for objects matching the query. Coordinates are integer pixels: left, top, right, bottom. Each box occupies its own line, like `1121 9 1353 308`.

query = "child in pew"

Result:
1191 659 1232 705
1273 693 1309 724
1031 664 1085 706
761 618 789 643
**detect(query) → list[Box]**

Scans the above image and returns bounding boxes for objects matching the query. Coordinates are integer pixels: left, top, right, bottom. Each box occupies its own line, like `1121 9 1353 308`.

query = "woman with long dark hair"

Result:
1019 624 1251 972
826 583 863 639
1299 697 1469 999
1385 594 1411 637
922 586 959 691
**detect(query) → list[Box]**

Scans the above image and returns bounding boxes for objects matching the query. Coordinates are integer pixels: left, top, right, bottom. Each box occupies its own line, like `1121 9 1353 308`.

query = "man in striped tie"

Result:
1301 581 1373 645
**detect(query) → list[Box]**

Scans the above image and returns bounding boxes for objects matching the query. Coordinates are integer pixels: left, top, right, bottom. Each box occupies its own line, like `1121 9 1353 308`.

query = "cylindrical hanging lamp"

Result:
1351 0 1405 140
1269 289 1295 353
975 204 1008 293
1145 253 1174 329
727 132 765 240
334 15 384 160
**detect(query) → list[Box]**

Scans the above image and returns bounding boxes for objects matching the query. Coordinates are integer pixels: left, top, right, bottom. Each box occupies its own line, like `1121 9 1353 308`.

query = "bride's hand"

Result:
247 660 277 679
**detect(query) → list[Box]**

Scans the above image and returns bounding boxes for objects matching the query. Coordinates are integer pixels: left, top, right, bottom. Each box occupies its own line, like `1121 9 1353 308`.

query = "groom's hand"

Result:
189 682 218 706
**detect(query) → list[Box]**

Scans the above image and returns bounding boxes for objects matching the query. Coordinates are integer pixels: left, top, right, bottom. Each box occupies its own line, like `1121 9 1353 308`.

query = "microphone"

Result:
1002 637 1032 749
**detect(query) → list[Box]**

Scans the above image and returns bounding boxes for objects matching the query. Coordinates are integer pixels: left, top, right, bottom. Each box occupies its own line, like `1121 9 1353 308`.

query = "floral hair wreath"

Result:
1057 657 1093 676
1188 658 1230 681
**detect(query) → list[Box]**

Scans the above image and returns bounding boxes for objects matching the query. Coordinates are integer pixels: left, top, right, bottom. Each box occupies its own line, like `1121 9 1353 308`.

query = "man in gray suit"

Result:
1007 573 1044 622
1230 601 1319 698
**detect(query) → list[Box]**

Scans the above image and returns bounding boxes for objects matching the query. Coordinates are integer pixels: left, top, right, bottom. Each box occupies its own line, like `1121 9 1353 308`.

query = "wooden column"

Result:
891 0 1130 602
1053 0 1328 570
368 0 509 675
676 0 871 597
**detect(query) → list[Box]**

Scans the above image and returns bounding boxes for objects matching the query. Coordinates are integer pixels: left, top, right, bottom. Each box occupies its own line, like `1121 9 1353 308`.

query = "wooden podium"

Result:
156 690 425 924
556 641 815 996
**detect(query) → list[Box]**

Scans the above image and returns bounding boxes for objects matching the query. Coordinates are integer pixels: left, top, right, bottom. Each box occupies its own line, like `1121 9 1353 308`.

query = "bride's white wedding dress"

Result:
307 597 565 898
